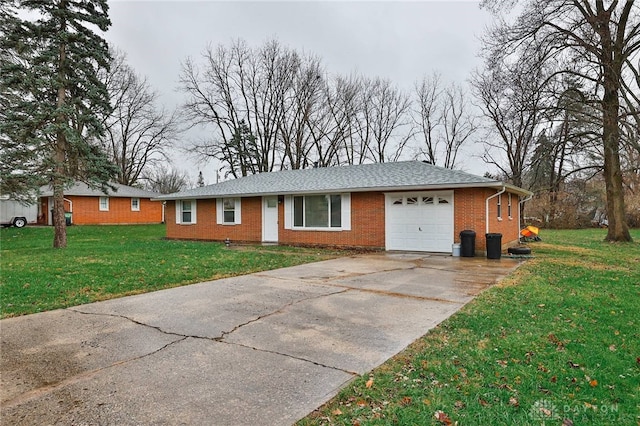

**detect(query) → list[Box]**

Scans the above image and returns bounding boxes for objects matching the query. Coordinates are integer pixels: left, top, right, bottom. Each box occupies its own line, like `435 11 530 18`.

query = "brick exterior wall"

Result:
39 196 163 225
165 188 523 253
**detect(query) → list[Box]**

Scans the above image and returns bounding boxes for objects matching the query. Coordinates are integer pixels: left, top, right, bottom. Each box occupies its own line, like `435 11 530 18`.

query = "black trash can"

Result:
486 233 502 259
460 230 476 257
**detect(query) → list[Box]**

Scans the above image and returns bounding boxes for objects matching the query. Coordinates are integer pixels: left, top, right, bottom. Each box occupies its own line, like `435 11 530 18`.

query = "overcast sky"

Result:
104 0 495 182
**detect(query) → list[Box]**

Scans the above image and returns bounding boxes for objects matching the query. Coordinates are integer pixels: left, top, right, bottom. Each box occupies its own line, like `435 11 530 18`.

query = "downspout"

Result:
485 186 506 235
518 193 533 243
64 198 72 213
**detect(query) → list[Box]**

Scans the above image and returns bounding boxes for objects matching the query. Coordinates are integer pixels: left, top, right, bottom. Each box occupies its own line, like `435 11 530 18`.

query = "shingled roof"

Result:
157 161 532 200
39 182 159 198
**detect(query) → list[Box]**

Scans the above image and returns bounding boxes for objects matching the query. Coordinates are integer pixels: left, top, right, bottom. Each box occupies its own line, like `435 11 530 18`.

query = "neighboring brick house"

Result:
38 182 163 225
157 161 532 254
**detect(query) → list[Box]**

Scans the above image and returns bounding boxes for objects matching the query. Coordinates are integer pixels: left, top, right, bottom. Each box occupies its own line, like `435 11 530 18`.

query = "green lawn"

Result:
298 229 640 426
0 224 345 318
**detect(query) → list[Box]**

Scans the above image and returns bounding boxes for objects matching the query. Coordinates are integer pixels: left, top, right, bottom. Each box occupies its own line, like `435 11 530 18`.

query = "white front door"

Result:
385 191 454 252
262 196 279 242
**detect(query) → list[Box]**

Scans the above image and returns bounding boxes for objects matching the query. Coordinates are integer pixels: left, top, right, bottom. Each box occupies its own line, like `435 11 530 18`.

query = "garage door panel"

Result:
385 191 454 252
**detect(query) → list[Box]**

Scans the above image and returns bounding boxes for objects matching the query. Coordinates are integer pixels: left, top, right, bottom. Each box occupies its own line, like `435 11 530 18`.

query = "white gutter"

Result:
485 186 506 235
64 198 72 213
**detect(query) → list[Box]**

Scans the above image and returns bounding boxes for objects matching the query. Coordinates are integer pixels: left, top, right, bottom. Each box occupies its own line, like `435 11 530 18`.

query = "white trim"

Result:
284 195 292 229
131 197 140 211
176 199 196 224
99 196 109 211
217 197 241 225
216 199 223 224
341 193 351 231
284 193 350 231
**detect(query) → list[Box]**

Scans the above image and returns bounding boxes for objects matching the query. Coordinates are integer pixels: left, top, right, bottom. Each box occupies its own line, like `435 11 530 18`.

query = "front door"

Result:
262 196 279 242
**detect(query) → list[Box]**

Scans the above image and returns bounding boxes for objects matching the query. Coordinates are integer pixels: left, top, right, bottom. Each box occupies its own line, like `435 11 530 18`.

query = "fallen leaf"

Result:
365 378 374 388
331 408 342 416
423 398 431 406
551 376 557 383
478 398 489 407
589 379 598 387
434 410 453 425
609 344 616 351
352 421 361 426
509 397 519 407
454 400 465 409
400 396 412 406
562 419 574 426
541 407 552 417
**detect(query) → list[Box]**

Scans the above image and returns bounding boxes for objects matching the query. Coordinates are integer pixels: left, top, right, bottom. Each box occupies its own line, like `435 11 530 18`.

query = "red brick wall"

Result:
454 188 521 251
165 189 522 251
165 198 262 242
40 196 163 225
279 192 386 249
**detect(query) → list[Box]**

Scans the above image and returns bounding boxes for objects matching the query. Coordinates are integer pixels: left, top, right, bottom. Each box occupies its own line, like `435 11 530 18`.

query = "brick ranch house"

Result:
38 182 163 225
156 161 533 254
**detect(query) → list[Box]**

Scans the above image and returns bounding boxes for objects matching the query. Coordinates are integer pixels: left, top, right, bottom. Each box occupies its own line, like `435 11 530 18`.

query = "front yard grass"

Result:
298 229 640 426
0 224 345 318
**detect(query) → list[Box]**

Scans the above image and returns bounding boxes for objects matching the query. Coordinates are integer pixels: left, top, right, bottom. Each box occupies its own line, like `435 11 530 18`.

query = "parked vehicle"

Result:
0 196 38 228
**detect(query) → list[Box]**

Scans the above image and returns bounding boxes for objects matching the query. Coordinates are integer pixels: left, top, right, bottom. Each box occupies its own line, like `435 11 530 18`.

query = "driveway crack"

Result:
222 340 359 376
217 288 348 340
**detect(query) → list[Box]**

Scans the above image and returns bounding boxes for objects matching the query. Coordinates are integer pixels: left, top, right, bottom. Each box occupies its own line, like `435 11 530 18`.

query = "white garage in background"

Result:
385 191 454 252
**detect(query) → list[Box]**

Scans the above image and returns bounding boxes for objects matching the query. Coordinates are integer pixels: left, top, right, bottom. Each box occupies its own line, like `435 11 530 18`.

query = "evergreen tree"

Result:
0 0 117 248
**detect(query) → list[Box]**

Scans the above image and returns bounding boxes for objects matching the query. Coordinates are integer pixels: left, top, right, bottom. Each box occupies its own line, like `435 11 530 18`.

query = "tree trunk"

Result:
53 37 68 248
602 71 632 242
52 174 67 248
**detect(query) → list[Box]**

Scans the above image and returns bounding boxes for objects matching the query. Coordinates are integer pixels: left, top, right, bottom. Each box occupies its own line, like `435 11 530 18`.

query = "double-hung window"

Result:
497 194 502 219
507 193 512 218
286 194 350 230
131 198 140 211
99 196 109 211
216 198 241 225
176 200 196 224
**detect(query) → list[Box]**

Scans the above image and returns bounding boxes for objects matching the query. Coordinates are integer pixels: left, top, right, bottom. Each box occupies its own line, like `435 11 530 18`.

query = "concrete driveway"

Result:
1 253 522 425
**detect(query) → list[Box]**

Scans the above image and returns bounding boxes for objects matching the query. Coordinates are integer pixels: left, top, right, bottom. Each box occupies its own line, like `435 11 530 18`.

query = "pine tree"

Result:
0 0 117 248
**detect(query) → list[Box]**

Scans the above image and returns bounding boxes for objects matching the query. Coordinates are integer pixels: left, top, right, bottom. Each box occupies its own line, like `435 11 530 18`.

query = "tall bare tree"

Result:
101 49 182 186
413 73 442 165
481 0 638 241
440 83 479 169
471 51 546 189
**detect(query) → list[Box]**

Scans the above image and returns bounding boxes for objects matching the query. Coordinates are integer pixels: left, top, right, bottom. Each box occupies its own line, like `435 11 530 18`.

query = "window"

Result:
223 198 235 223
216 198 241 225
507 193 513 218
422 196 434 205
406 197 418 205
438 196 450 204
131 198 140 211
99 196 109 211
497 194 502 218
176 200 196 224
289 194 347 229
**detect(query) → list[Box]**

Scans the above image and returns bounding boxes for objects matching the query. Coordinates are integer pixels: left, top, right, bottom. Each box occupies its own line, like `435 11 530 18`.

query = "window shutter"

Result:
216 198 223 224
175 200 181 224
191 200 197 224
341 193 351 231
235 198 241 224
283 195 292 229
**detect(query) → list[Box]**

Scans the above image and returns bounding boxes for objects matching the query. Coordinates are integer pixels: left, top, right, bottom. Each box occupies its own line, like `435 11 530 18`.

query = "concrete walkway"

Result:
1 253 522 425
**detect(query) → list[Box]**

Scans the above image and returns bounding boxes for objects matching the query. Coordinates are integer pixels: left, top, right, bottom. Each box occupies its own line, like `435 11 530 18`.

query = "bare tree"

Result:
413 73 442 165
440 83 479 169
480 0 638 241
142 164 189 194
101 49 182 186
471 50 547 189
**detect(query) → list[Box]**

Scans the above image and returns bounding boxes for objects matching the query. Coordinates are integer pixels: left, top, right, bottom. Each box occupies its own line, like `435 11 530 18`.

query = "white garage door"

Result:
385 191 454 252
